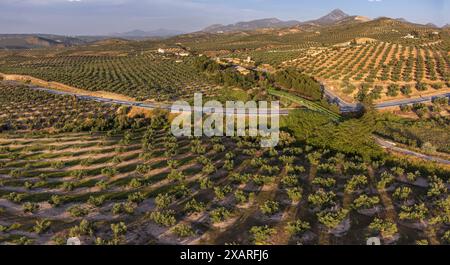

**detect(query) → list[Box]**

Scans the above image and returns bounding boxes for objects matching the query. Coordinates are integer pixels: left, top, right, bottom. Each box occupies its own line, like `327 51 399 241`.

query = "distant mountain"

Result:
443 24 450 29
425 23 438 28
395 18 410 23
111 29 185 39
326 15 371 26
353 16 372 22
202 9 356 33
0 34 85 49
202 24 224 32
202 18 301 33
306 9 350 25
91 38 131 46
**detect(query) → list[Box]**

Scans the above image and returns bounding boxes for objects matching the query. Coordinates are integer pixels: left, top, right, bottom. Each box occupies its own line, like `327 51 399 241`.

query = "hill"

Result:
202 18 301 33
200 9 375 34
304 9 350 25
110 29 185 39
0 34 86 49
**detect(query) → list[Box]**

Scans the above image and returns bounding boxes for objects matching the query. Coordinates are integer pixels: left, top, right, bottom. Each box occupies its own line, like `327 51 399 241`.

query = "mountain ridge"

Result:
202 9 358 33
0 34 86 49
110 29 185 39
202 18 301 33
306 8 350 25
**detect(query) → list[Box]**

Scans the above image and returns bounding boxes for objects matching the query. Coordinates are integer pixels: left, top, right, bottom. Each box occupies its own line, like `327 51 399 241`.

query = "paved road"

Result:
6 81 450 165
27 85 290 116
321 84 450 113
374 137 450 165
376 93 450 109
321 85 363 113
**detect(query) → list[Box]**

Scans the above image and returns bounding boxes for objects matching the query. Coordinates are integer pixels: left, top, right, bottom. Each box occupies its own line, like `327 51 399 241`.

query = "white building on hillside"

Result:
402 34 416 39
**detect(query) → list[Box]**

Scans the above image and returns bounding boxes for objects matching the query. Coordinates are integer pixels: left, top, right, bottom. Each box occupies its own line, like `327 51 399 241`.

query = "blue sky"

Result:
0 0 448 35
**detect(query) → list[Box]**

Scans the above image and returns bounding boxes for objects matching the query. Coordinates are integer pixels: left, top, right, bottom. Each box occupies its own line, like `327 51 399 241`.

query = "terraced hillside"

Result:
0 82 449 245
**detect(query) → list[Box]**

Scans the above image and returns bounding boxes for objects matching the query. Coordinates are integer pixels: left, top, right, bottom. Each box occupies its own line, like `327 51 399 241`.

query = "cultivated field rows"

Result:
272 42 449 102
0 123 449 245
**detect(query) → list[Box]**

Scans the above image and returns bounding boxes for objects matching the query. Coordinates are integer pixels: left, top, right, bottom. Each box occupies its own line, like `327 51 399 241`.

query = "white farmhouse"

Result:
402 34 416 39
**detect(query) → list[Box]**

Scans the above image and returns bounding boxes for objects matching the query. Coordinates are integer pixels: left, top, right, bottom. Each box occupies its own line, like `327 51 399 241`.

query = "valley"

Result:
0 7 449 246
